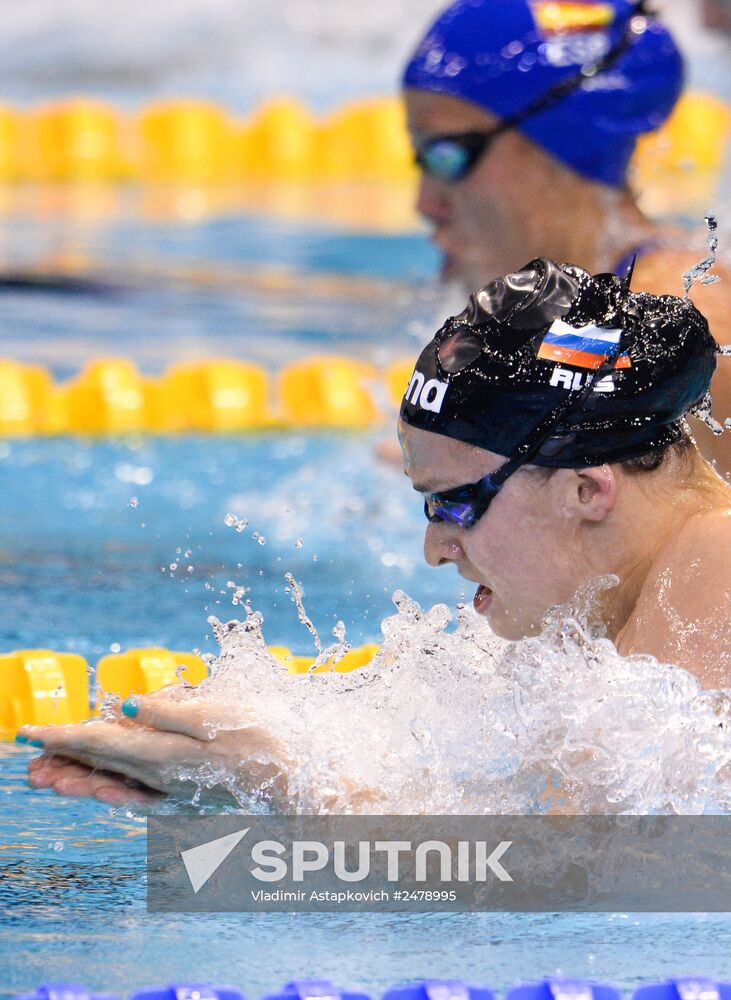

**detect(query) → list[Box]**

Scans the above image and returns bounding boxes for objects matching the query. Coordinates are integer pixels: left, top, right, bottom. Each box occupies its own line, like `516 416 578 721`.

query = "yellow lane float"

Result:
0 649 89 739
0 91 722 196
0 355 417 436
139 100 235 183
244 99 318 180
157 361 276 432
28 99 129 182
96 647 208 701
277 356 381 429
1 644 380 737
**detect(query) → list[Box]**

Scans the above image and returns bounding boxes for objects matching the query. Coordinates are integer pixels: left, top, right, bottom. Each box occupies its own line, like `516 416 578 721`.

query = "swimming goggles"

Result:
413 2 648 183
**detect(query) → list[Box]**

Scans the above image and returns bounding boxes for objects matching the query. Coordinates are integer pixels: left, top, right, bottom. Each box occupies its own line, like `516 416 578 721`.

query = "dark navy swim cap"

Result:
400 258 718 467
402 0 684 187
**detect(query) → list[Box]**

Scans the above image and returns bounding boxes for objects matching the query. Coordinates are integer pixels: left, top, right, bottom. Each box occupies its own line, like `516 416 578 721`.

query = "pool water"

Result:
2 201 731 996
4 731 731 998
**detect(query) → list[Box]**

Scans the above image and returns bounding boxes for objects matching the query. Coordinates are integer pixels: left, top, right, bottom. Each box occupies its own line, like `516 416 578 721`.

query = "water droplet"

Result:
128 496 139 508
284 572 322 652
169 562 178 571
684 213 721 296
110 642 121 653
295 538 304 549
224 513 249 533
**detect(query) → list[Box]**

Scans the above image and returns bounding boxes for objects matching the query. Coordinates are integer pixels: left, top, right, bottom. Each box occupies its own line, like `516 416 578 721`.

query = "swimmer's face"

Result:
399 422 615 640
405 89 554 288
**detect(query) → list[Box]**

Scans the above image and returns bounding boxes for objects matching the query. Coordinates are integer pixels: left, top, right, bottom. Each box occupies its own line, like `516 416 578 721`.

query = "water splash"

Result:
683 213 721 296
690 390 726 436
226 579 249 606
309 619 351 672
284 571 321 653
158 579 731 816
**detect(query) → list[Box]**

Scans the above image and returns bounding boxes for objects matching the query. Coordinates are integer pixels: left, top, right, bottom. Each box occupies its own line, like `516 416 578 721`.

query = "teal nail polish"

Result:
29 739 44 748
121 696 140 718
14 734 29 744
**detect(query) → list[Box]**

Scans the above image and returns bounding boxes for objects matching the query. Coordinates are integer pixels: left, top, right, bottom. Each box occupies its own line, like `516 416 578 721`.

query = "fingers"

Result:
28 755 160 804
116 693 235 741
19 719 203 793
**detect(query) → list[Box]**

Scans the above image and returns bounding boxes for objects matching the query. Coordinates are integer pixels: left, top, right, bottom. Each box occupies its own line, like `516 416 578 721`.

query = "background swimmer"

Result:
19 259 731 808
402 0 731 472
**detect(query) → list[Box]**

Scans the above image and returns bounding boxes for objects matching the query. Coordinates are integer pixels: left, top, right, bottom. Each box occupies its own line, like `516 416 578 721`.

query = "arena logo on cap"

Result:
404 370 449 413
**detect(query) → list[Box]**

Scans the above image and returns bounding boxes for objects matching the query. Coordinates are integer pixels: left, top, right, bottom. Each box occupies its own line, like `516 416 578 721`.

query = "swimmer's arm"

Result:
21 693 386 812
616 509 731 686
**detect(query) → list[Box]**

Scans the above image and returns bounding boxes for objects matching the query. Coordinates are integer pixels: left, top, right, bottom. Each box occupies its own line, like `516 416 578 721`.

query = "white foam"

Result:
169 577 731 816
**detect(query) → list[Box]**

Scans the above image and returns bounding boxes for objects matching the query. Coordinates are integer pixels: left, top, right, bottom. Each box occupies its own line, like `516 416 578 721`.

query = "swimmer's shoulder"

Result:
618 507 731 685
634 246 731 325
657 506 731 580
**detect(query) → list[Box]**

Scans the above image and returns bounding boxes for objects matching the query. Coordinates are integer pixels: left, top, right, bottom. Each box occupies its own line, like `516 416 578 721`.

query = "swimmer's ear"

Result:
572 466 617 522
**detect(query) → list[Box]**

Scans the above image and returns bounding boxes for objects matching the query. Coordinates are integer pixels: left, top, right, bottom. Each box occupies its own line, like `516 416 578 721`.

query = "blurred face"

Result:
406 88 544 288
399 422 595 640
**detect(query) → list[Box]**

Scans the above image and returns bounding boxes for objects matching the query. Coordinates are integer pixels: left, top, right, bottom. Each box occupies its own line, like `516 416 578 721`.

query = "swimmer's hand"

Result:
27 752 161 806
20 691 293 810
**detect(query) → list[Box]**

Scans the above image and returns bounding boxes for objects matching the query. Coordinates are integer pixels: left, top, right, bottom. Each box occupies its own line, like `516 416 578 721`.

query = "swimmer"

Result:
20 260 731 807
403 0 731 473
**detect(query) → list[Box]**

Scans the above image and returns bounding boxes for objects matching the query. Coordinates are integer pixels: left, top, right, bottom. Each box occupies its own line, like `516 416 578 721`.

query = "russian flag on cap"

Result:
537 318 632 370
632 979 731 1000
506 979 621 1000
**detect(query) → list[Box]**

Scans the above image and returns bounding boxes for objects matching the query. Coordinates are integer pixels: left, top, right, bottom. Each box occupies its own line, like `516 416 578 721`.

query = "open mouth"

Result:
473 583 493 615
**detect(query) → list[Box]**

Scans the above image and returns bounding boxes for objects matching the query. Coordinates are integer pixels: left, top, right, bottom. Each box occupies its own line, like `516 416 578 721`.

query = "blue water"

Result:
4 736 731 997
0 433 459 658
2 192 731 993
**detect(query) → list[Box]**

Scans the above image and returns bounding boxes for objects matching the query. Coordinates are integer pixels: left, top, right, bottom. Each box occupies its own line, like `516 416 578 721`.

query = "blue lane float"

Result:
505 982 620 1000
14 981 731 1000
633 981 731 1000
382 983 494 1000
130 988 246 1000
13 986 121 1000
263 982 372 1000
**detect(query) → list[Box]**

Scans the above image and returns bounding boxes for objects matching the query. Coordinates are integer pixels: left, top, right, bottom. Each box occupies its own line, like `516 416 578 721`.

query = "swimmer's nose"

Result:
424 522 464 567
416 173 451 225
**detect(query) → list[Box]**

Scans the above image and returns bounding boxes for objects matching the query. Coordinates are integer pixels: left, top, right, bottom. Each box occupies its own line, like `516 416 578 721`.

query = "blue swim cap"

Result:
402 0 684 187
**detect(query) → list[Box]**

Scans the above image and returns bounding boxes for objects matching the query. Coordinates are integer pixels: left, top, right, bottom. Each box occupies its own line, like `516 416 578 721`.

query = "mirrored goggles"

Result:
414 127 509 183
423 467 512 529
